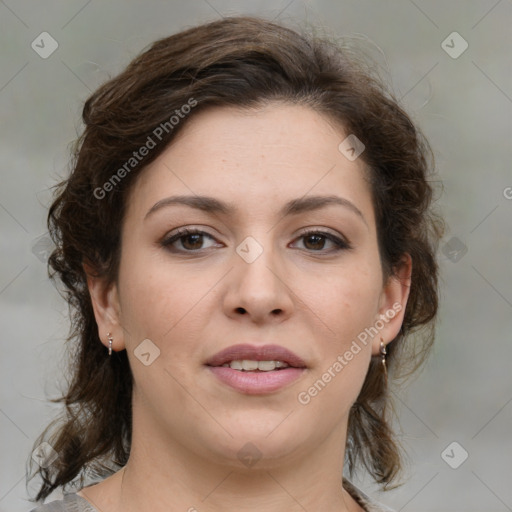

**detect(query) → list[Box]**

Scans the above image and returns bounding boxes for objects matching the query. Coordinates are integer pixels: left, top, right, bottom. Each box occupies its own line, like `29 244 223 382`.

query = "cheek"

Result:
315 262 383 403
296 267 380 415
306 261 383 344
116 246 180 341
116 246 220 360
117 257 209 401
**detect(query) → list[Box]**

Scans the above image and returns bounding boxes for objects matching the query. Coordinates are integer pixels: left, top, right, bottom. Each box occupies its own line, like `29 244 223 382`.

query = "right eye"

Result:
161 228 223 253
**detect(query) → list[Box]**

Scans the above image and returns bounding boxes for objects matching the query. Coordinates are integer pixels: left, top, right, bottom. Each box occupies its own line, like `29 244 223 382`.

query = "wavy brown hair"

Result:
28 15 444 501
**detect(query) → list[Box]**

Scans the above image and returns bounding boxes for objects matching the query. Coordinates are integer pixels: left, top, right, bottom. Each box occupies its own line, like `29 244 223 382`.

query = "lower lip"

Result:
207 366 305 395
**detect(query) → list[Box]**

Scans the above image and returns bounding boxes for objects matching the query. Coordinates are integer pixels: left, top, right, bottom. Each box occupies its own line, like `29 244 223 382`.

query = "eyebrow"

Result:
144 194 368 227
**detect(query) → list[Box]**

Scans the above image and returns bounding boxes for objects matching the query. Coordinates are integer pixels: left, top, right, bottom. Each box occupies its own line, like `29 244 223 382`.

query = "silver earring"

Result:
107 332 113 356
380 338 387 378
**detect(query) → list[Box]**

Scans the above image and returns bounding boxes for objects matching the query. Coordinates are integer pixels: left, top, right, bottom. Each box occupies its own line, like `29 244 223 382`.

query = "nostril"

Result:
235 307 247 314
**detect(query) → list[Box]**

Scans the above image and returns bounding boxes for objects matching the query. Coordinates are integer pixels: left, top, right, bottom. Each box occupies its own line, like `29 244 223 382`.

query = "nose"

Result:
222 238 294 325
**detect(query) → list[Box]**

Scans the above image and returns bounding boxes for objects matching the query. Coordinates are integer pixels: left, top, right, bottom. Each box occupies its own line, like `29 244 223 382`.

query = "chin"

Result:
195 419 312 469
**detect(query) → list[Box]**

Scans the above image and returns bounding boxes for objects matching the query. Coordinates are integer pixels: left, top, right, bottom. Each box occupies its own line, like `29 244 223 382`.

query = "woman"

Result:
28 16 444 512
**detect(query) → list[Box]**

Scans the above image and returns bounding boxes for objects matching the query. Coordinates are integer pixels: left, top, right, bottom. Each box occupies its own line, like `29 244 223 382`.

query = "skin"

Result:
83 103 411 512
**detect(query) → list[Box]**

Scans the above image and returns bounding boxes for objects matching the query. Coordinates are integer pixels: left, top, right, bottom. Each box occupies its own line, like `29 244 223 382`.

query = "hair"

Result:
28 15 444 501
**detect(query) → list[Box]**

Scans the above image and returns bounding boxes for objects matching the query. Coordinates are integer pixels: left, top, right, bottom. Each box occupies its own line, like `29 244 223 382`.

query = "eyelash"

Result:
160 228 352 254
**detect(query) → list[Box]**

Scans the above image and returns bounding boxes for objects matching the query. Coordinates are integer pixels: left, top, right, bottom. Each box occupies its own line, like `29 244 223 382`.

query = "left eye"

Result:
291 231 350 252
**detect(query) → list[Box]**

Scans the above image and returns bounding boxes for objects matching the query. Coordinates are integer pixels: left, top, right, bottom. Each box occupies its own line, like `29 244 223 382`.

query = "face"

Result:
89 103 410 470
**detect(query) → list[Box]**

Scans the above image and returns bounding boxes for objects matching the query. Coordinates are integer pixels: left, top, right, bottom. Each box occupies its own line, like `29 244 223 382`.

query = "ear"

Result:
84 262 125 353
371 253 412 356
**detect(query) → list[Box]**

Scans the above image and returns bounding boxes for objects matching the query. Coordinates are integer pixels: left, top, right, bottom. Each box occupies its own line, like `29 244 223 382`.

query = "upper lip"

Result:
205 344 307 368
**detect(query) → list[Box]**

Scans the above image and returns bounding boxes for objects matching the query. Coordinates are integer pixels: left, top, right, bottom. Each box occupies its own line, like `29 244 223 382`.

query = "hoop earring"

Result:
379 338 387 379
107 332 113 356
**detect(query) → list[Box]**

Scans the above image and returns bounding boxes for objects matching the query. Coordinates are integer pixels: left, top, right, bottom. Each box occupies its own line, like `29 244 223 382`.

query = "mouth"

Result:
205 343 307 370
217 360 293 371
205 344 307 395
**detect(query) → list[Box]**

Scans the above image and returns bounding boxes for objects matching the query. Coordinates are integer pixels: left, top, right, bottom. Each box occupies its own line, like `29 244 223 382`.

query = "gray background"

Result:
1 1 511 511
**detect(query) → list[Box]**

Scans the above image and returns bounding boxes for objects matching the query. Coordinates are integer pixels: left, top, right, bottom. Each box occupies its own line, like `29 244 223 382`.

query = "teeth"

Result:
229 360 244 370
256 360 278 371
220 360 290 371
242 360 259 371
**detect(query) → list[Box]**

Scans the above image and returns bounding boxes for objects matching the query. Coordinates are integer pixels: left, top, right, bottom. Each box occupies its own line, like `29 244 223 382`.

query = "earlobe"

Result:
372 254 412 356
83 262 125 353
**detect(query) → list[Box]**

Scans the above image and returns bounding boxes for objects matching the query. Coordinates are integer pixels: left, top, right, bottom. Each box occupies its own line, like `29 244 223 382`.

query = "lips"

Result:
205 344 307 369
205 344 307 395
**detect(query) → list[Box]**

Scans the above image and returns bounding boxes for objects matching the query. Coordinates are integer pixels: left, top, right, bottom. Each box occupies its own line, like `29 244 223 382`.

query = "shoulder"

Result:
29 493 98 512
344 479 396 512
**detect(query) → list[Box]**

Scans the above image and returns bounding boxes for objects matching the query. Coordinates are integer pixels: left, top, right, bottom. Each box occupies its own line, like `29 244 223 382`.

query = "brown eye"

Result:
303 233 327 250
181 233 204 250
161 229 221 253
291 230 351 253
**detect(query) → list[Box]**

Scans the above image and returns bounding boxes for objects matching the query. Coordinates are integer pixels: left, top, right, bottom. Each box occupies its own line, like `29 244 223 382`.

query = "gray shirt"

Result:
29 481 396 512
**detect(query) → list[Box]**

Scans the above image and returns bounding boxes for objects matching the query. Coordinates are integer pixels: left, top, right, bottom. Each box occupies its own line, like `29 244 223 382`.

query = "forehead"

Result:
159 102 353 166
126 103 375 225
